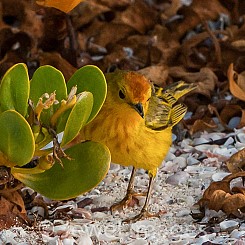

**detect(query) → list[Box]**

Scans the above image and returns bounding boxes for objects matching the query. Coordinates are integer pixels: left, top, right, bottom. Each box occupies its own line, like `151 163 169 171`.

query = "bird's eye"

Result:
119 90 125 99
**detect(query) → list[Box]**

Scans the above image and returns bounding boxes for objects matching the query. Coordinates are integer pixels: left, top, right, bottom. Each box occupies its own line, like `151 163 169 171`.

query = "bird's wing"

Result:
145 81 195 130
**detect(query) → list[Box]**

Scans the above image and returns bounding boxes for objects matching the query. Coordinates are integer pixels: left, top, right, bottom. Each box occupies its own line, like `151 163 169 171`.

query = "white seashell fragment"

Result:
185 166 217 174
165 151 176 161
195 233 216 244
240 223 245 231
53 223 69 233
228 117 240 129
128 239 148 245
93 195 115 206
230 229 245 239
194 144 218 152
109 163 120 172
212 172 230 182
162 161 179 172
220 220 239 232
77 233 93 245
131 220 156 233
166 171 190 186
92 212 108 220
224 136 235 146
98 234 119 242
237 133 245 143
187 156 200 165
63 238 76 245
180 139 193 150
173 156 187 169
175 209 190 217
31 206 45 218
213 147 237 157
172 133 177 142
193 137 210 145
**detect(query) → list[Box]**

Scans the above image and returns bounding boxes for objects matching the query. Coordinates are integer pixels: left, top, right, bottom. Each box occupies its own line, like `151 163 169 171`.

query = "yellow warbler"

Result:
79 70 194 222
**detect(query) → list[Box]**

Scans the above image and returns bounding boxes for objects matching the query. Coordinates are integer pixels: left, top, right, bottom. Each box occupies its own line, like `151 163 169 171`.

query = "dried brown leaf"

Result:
228 63 245 101
138 65 169 86
208 190 230 212
39 52 76 81
169 67 216 98
189 118 217 135
222 194 245 217
114 0 157 34
226 148 245 174
71 1 110 28
0 191 29 230
232 186 245 195
219 105 244 128
197 172 245 218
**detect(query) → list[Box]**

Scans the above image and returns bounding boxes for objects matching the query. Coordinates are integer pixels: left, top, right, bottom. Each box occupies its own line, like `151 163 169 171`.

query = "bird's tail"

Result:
154 81 196 106
146 81 195 130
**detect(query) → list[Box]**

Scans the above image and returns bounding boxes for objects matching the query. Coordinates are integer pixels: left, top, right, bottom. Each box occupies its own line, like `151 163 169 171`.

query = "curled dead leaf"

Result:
169 67 216 98
0 192 29 230
226 148 245 174
189 118 217 135
138 65 169 86
208 190 230 212
228 63 245 101
195 172 245 219
222 194 245 217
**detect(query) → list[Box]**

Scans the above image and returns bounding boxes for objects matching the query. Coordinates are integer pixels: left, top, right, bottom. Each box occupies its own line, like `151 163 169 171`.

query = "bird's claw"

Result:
110 194 135 213
110 191 146 213
123 209 166 223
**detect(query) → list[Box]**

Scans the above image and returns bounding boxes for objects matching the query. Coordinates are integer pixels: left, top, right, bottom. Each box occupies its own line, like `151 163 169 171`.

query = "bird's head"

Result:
106 70 152 119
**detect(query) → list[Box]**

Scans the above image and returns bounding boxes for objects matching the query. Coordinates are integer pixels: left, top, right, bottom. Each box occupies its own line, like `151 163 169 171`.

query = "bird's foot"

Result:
123 209 166 223
110 191 146 212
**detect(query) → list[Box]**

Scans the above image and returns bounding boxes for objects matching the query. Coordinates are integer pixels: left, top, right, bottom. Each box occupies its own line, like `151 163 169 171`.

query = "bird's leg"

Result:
111 167 144 212
123 176 164 223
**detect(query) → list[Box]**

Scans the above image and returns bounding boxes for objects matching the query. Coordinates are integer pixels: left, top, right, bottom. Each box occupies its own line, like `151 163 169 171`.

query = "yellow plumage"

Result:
79 70 194 221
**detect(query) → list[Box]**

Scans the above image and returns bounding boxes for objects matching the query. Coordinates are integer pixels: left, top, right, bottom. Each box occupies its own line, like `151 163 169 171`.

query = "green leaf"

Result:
0 110 35 166
13 141 111 200
0 63 29 116
61 92 93 146
67 65 107 124
30 65 67 124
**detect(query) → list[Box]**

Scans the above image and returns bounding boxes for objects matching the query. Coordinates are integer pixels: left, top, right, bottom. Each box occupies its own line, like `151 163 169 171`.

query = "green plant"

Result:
0 63 110 201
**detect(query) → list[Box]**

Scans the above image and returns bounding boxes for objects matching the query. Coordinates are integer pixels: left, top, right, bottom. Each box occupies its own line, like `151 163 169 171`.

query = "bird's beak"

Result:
132 102 144 118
